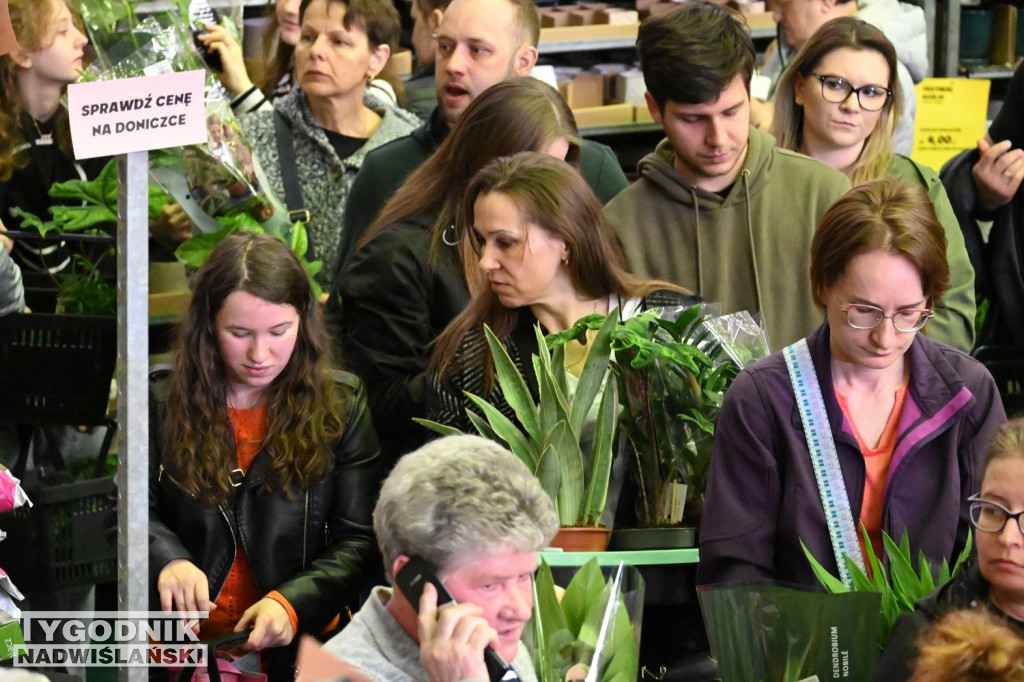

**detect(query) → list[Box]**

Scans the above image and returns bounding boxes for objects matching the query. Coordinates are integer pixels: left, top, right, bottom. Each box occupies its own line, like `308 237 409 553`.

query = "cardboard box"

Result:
564 72 605 108
595 8 640 24
572 103 634 128
640 2 682 18
568 8 600 25
614 68 648 107
539 8 571 27
590 63 629 102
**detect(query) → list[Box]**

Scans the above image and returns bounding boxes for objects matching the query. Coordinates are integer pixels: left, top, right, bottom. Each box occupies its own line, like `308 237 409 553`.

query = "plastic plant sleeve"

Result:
527 559 643 682
76 1 292 237
547 305 769 527
698 583 881 682
0 464 29 513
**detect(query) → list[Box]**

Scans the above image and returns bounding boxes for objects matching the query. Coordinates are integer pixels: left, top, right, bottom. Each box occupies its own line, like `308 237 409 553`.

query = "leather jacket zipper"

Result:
214 504 237 601
302 490 310 568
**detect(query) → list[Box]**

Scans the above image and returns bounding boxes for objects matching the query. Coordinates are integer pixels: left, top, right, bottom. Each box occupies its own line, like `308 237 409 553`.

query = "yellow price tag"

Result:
911 78 991 172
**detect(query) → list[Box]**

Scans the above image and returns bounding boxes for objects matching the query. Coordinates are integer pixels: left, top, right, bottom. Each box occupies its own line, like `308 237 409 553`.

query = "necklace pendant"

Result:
36 133 54 145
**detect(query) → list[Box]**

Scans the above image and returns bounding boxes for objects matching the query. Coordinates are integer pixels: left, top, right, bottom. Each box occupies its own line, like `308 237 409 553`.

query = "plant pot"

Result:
607 526 697 551
549 526 612 552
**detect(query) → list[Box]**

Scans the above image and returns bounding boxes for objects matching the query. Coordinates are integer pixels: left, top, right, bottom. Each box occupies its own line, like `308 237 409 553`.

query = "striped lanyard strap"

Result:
783 338 865 588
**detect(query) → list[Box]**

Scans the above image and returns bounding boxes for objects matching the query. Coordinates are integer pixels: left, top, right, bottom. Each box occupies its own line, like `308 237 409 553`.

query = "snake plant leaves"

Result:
544 420 585 527
485 325 541 438
411 418 461 438
465 392 537 471
569 312 617 436
584 378 618 527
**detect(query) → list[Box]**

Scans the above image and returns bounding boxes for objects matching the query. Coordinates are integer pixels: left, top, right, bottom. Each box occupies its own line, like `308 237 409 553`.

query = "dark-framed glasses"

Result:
969 495 1024 534
840 303 933 332
810 73 892 112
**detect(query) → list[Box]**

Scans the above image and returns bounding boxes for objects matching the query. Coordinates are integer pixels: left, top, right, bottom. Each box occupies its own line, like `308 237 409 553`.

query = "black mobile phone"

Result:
192 9 224 72
395 555 519 682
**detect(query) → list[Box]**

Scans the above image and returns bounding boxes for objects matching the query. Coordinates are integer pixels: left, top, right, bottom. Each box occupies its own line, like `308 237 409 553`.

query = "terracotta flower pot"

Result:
549 526 612 552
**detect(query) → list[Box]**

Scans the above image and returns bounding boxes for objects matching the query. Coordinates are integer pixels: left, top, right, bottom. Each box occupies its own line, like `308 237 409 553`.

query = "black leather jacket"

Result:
148 369 386 637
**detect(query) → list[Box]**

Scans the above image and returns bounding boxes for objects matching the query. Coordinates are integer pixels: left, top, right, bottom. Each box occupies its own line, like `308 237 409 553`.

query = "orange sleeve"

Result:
265 591 299 634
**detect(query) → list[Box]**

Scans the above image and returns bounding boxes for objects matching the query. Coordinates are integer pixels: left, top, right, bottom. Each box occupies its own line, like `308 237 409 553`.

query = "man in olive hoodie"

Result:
603 3 850 350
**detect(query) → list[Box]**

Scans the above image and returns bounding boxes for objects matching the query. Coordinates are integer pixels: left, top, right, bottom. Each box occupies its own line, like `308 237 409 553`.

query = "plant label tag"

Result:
67 69 207 159
661 482 687 525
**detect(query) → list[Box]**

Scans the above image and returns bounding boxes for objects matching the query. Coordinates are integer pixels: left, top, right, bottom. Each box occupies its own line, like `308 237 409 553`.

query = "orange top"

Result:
199 406 280 639
836 383 909 565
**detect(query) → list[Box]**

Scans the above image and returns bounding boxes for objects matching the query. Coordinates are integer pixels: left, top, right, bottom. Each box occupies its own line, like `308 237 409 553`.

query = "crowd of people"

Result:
2 0 1023 679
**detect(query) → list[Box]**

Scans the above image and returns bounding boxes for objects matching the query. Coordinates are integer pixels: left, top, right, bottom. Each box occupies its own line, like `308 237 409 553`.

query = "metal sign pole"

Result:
116 151 149 682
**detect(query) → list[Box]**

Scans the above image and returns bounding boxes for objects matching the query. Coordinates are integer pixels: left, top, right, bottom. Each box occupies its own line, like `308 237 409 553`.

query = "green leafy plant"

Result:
549 307 751 527
12 159 169 316
801 527 973 648
416 313 619 528
174 215 323 296
528 558 641 682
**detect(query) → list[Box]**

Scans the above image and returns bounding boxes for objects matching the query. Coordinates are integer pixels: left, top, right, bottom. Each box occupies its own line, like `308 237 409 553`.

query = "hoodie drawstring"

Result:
740 168 764 318
690 186 704 297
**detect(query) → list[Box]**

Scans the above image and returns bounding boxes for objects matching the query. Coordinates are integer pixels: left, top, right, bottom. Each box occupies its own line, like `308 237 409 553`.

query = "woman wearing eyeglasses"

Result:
697 177 1005 590
871 417 1024 681
772 17 976 353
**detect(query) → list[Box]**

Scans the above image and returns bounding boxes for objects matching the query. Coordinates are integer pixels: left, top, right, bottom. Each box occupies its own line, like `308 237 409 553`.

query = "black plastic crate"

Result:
0 475 117 592
0 314 116 427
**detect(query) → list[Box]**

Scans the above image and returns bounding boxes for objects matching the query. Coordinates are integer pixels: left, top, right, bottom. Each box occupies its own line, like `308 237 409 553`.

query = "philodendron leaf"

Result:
484 324 541 438
546 313 604 348
48 157 118 207
49 204 118 231
175 222 253 267
12 208 56 237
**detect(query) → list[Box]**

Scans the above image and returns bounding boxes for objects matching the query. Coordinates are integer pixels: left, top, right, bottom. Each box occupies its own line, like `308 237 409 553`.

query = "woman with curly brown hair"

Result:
149 232 386 678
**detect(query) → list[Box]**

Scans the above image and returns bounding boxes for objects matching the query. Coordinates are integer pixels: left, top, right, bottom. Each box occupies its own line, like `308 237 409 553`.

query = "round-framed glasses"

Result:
840 303 933 333
969 495 1024 534
810 73 893 112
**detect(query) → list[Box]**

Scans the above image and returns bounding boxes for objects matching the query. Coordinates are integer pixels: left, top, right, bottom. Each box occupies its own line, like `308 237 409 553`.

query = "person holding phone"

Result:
324 434 558 682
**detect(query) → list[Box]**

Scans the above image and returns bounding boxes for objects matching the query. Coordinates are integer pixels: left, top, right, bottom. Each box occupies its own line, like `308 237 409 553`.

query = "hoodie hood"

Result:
636 126 775 209
603 126 850 350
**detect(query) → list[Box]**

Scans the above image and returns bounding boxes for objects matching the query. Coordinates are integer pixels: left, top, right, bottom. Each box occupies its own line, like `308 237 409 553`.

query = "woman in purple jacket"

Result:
697 177 1006 588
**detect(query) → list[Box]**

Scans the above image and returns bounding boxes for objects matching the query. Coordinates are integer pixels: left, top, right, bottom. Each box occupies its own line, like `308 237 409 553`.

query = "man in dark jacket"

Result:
331 0 629 271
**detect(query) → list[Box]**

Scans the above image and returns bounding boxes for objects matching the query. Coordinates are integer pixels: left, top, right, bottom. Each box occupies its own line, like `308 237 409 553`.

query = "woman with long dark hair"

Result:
333 78 583 460
429 152 693 426
150 232 385 677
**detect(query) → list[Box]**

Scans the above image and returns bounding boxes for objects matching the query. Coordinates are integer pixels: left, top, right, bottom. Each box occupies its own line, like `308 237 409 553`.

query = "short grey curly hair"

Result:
374 435 559 580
